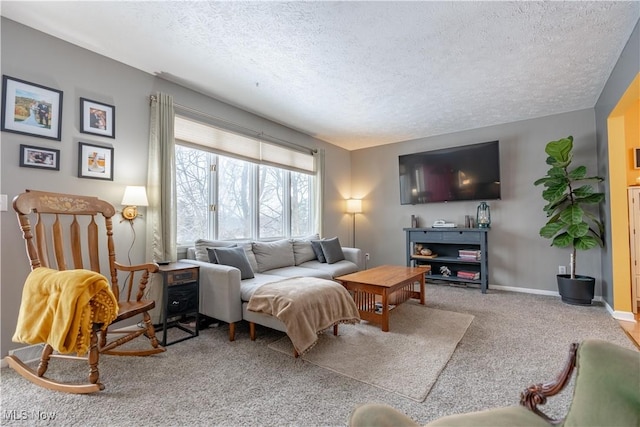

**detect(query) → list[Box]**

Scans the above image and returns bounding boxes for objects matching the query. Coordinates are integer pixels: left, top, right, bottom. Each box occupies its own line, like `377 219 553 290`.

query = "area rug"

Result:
268 301 474 402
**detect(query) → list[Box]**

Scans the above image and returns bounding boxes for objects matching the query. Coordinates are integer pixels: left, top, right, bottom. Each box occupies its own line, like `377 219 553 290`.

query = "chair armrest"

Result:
114 261 160 302
520 342 579 424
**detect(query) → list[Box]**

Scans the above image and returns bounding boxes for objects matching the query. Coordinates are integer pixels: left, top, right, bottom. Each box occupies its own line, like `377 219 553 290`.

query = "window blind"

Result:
174 115 315 173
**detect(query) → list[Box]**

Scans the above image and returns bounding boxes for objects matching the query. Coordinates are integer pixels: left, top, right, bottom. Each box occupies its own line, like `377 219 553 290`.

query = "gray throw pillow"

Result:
252 239 295 273
320 237 345 264
206 247 218 263
213 246 255 279
310 240 326 263
206 244 237 264
194 239 235 262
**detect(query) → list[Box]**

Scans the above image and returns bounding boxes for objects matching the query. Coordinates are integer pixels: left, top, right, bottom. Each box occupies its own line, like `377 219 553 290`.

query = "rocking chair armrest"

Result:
114 261 159 302
519 342 579 424
114 261 159 274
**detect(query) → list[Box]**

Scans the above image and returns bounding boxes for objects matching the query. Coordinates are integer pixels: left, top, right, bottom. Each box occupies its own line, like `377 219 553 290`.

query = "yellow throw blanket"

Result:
246 277 360 355
13 267 118 355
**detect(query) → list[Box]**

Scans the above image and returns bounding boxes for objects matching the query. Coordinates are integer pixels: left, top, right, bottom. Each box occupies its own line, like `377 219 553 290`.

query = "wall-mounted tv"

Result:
399 140 501 205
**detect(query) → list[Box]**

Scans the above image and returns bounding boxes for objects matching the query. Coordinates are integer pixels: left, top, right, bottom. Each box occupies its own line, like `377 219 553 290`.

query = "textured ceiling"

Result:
2 1 639 151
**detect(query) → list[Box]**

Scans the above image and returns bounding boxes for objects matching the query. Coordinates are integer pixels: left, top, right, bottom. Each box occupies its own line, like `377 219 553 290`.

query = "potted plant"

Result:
534 136 605 305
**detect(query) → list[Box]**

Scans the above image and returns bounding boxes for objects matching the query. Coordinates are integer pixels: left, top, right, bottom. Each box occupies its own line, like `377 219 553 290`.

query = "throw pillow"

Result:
206 244 237 264
213 246 255 279
252 239 295 273
320 237 345 264
310 240 327 263
291 238 317 265
194 239 235 262
206 247 218 263
239 242 259 272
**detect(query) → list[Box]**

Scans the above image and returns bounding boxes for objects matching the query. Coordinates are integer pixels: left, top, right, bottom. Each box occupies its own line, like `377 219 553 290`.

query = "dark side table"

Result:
156 262 200 346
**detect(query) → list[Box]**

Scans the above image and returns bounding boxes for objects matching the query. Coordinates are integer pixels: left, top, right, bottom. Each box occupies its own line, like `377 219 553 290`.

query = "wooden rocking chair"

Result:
6 189 165 394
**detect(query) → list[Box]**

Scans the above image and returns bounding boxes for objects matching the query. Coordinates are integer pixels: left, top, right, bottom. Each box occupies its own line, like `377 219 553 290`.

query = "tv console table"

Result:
404 227 489 293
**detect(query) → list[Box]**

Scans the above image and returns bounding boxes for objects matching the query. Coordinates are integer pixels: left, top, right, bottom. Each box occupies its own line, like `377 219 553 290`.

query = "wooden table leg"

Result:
333 324 338 336
419 273 425 305
381 290 390 332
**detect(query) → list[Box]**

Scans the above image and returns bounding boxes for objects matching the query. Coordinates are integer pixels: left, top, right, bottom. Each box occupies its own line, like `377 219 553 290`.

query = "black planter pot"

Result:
557 274 595 305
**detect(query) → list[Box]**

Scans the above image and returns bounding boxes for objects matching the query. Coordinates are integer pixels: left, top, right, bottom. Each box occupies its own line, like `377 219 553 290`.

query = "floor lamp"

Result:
346 199 362 247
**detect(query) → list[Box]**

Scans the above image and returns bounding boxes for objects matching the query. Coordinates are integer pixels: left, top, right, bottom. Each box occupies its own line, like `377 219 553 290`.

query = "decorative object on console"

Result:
121 185 148 222
346 199 362 247
476 201 491 228
440 266 451 277
1 75 63 141
432 219 456 228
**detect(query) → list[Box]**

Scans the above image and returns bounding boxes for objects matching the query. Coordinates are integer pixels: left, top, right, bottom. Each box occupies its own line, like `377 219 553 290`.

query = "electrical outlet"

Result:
559 265 566 275
365 253 370 261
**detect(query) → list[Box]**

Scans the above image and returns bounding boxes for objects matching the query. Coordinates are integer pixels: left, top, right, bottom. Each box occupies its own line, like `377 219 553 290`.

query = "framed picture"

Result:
634 147 640 169
19 144 60 171
78 142 114 181
80 98 115 138
1 75 63 140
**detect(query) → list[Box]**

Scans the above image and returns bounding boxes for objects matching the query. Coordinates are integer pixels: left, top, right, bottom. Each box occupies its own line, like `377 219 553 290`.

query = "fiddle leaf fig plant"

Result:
533 136 605 278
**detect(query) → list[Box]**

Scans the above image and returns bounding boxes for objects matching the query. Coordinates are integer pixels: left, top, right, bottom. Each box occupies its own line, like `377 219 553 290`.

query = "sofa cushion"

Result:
213 246 255 280
252 239 295 273
299 259 358 278
292 239 317 265
239 273 288 301
320 237 345 264
194 239 235 262
310 240 327 263
263 266 332 280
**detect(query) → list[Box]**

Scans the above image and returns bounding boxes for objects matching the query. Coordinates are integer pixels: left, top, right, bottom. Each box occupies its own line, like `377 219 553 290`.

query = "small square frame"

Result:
78 142 114 181
80 97 115 138
1 75 63 141
19 144 60 171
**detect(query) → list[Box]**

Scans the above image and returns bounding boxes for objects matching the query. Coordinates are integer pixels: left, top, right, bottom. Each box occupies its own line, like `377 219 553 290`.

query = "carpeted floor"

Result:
1 284 636 426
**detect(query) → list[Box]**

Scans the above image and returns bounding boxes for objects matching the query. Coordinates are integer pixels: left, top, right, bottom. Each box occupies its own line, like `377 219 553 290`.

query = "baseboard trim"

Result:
491 284 636 322
603 300 637 322
491 284 560 297
491 284 603 302
2 343 45 368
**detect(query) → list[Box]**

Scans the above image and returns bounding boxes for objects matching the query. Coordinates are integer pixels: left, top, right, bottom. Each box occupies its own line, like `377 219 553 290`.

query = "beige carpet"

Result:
268 301 474 402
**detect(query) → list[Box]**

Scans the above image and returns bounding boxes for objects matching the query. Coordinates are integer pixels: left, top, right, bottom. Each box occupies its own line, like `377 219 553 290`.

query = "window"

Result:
175 116 316 244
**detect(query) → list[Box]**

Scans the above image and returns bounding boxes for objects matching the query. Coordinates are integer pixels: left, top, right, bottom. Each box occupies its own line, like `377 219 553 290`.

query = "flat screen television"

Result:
399 140 501 205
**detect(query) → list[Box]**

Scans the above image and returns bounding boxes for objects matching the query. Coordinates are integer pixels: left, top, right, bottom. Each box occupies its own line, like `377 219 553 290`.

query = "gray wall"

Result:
351 110 601 296
595 19 640 307
0 19 353 357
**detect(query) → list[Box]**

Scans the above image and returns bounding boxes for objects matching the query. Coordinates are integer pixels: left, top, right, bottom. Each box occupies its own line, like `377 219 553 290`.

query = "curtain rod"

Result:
150 95 318 155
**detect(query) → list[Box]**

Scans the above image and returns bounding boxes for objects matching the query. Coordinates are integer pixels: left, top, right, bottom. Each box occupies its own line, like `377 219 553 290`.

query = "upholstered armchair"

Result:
349 339 640 427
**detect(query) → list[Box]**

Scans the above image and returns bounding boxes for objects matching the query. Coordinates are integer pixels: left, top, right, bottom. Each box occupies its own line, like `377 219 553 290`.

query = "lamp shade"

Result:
121 186 148 206
346 199 362 214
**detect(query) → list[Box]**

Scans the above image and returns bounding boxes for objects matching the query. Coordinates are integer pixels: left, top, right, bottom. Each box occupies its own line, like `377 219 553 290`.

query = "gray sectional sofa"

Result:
179 236 364 340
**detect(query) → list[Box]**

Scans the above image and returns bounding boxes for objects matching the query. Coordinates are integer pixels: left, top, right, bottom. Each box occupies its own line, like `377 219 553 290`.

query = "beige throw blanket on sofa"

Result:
246 277 360 355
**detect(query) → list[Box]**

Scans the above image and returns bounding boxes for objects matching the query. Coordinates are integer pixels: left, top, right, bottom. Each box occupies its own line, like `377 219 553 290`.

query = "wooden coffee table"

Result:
336 265 430 332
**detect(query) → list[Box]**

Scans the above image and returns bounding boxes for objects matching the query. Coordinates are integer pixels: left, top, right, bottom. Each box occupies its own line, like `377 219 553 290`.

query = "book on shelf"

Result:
456 270 480 280
458 249 481 260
